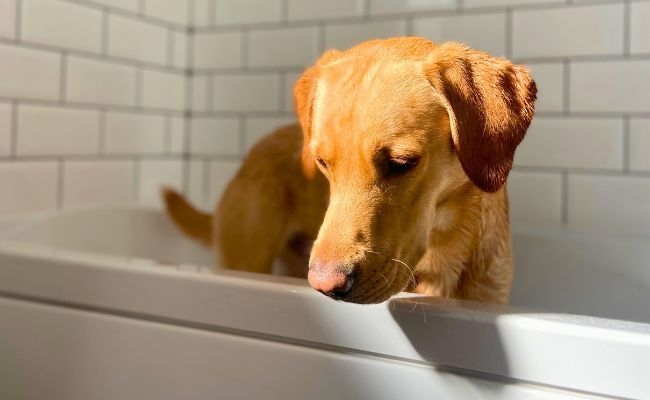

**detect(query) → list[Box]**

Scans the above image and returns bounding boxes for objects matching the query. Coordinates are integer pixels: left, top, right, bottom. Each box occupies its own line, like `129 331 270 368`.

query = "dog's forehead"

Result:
311 60 438 147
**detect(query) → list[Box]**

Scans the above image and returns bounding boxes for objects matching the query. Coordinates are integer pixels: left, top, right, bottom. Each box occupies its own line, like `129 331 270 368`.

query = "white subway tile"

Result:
464 0 563 7
630 119 650 172
0 43 60 100
192 0 212 27
141 69 185 111
212 73 279 111
369 0 456 15
22 0 102 53
512 4 624 58
214 0 282 26
288 0 364 21
193 31 242 69
63 160 134 208
172 31 188 69
169 116 185 154
108 14 168 65
0 0 16 39
143 0 189 25
208 160 240 205
67 56 136 106
526 62 563 113
190 117 240 155
191 75 209 111
86 0 139 13
630 2 650 54
245 117 295 152
508 171 563 228
325 20 407 51
570 60 650 113
414 12 507 56
248 26 319 68
104 112 166 154
515 118 623 170
568 174 650 236
17 105 100 156
0 102 11 156
0 161 58 215
138 159 184 207
188 160 206 209
283 71 301 112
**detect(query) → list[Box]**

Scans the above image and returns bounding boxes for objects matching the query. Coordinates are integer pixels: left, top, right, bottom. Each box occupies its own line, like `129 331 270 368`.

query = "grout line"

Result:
135 67 143 109
202 159 210 206
0 96 184 116
562 59 570 115
277 73 286 113
316 22 326 53
133 158 141 202
512 53 650 64
14 0 22 41
10 101 18 157
362 0 370 17
622 115 630 172
505 8 513 59
187 0 195 28
238 116 247 156
138 0 145 16
164 114 172 154
208 0 217 27
167 29 175 67
57 159 65 209
59 52 68 103
561 170 569 226
0 154 186 163
457 0 464 11
98 109 106 155
280 0 289 24
206 75 215 110
404 16 414 36
102 9 110 56
623 0 631 57
241 28 250 68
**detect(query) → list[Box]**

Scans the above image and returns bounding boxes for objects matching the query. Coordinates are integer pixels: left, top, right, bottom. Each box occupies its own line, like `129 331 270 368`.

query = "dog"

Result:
164 37 536 305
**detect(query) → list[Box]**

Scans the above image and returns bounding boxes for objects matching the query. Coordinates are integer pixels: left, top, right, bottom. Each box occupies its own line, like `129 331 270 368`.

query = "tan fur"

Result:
163 37 536 304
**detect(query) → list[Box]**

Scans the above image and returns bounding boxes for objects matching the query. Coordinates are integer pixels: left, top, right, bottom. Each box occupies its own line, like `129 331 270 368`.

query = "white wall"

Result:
1 0 649 238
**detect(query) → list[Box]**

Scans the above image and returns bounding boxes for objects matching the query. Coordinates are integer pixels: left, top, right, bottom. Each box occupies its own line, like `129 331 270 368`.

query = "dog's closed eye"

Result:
384 155 420 178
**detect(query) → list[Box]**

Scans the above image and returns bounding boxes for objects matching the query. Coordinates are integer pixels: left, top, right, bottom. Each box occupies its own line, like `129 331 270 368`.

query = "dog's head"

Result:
294 38 536 303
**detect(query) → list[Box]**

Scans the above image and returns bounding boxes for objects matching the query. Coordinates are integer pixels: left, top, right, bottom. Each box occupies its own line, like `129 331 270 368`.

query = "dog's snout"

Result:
308 260 355 300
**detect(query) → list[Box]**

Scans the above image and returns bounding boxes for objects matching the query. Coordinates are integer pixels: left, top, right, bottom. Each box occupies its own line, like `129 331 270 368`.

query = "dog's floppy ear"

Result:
426 42 537 192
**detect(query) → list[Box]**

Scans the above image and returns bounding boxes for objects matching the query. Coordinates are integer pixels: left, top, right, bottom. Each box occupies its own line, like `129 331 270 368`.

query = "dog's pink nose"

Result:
308 261 354 300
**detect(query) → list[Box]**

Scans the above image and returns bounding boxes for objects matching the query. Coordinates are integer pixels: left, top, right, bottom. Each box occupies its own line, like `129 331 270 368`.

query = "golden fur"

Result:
164 37 536 304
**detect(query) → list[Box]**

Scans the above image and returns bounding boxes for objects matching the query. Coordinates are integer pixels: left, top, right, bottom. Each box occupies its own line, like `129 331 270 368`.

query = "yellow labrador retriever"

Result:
164 37 536 304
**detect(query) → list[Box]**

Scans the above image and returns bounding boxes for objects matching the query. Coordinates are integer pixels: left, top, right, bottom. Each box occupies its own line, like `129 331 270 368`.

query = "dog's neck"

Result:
411 182 512 303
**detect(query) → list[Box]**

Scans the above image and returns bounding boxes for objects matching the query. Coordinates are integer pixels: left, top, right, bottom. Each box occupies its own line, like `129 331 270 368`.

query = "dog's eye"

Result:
386 156 419 177
316 158 328 169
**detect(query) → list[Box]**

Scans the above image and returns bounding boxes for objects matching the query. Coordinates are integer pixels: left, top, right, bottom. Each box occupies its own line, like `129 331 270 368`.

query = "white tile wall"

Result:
630 119 650 172
141 69 185 111
0 44 61 100
0 102 11 156
143 0 189 25
245 117 295 152
283 71 301 112
104 112 166 154
568 175 650 237
247 27 319 68
186 160 205 208
212 0 282 26
66 56 137 106
287 0 364 21
172 31 188 69
169 116 185 154
368 0 456 15
190 117 240 156
0 162 58 214
526 63 564 113
192 0 212 27
22 0 102 53
108 14 168 65
630 2 650 54
0 0 16 39
324 20 407 51
414 12 507 56
191 75 210 111
17 105 100 156
464 0 563 7
508 171 563 227
513 4 624 58
193 32 242 70
63 160 134 208
211 74 279 111
515 118 623 170
137 159 184 206
207 160 241 205
86 0 139 13
570 60 650 113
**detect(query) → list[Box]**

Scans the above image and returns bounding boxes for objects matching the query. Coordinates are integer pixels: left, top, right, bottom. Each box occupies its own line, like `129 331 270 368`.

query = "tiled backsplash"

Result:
1 0 649 237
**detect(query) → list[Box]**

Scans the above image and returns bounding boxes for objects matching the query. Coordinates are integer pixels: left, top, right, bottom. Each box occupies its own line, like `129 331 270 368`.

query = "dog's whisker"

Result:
378 272 391 290
390 258 417 288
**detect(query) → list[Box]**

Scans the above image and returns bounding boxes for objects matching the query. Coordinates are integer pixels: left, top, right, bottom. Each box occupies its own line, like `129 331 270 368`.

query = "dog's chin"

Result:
337 271 411 304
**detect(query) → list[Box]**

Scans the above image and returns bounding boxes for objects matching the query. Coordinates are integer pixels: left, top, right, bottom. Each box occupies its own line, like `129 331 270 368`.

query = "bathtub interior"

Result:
1 207 648 324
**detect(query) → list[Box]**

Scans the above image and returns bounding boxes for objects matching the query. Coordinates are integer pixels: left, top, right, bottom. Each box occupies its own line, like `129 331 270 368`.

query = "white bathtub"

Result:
0 208 647 400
